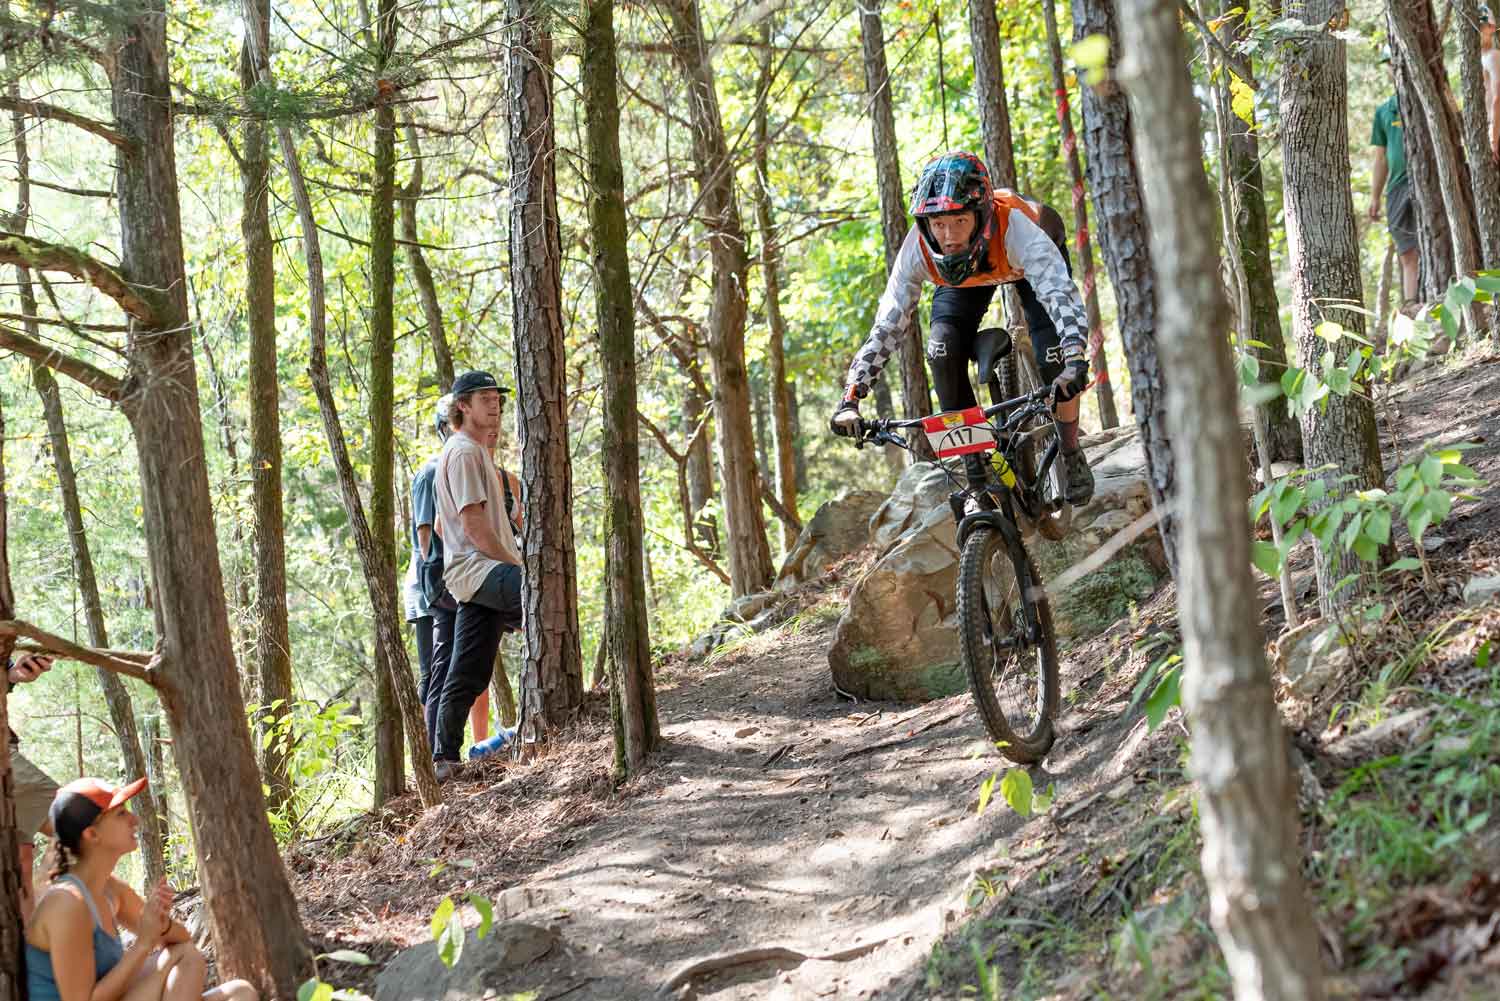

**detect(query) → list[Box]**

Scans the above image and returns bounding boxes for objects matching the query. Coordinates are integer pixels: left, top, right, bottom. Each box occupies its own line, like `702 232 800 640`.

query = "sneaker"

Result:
434 759 463 784
1062 447 1095 506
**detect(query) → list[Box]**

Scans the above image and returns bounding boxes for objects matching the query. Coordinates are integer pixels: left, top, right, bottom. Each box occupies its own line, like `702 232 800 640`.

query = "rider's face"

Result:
927 210 977 255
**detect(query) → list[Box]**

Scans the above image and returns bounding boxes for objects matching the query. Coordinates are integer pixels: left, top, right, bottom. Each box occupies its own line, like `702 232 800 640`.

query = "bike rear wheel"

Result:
958 524 1060 762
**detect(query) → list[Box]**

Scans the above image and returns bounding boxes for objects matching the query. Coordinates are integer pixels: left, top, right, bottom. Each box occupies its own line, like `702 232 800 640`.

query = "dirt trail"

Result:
379 589 1157 1000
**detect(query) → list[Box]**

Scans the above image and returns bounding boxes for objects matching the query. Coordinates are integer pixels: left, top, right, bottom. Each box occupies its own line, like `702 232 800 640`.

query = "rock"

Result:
374 923 560 1001
1274 620 1351 701
774 489 887 591
734 725 758 738
1421 535 1447 552
867 463 954 550
827 504 968 701
1462 575 1500 606
1322 708 1437 765
723 590 774 623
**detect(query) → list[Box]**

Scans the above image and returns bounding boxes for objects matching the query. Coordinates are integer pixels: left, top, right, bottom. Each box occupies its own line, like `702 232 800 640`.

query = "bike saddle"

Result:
973 326 1013 384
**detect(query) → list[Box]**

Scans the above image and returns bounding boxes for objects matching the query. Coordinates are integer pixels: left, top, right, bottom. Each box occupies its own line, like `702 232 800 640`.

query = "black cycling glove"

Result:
1050 359 1089 403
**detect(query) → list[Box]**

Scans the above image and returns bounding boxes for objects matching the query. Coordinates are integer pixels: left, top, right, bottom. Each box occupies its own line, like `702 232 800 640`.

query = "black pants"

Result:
926 244 1073 412
415 602 456 748
433 563 523 761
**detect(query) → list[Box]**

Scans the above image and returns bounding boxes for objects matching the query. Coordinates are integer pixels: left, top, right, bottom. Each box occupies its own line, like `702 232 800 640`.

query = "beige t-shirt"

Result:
434 432 522 603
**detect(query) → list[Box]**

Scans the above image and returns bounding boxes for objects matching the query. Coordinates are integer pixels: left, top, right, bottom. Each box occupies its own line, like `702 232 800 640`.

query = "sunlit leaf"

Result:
1000 768 1034 817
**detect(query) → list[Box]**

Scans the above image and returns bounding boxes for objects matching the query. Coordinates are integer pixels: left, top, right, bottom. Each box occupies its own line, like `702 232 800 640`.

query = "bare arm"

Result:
458 502 513 564
113 877 190 945
505 471 524 532
1487 54 1499 157
1369 148 1388 220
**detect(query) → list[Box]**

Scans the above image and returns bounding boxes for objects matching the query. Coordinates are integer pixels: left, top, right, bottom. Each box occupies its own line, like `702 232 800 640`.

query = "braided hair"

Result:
48 837 78 880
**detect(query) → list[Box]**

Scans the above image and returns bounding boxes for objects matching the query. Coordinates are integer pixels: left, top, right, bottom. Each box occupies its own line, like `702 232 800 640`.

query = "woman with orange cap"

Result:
24 776 258 1001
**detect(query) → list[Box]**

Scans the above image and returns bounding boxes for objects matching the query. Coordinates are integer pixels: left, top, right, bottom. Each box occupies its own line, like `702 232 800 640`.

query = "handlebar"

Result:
854 384 1053 450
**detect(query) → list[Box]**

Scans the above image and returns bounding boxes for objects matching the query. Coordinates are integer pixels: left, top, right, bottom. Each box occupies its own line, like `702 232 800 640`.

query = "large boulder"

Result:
774 489 888 590
868 462 955 550
827 504 978 700
828 428 1168 700
373 923 560 1001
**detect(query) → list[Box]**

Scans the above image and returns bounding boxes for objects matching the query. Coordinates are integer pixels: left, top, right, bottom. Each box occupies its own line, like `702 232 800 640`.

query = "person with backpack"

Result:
430 371 524 781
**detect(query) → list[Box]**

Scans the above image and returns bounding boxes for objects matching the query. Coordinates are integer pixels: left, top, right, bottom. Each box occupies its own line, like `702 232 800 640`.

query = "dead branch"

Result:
638 412 731 586
0 621 159 687
833 706 968 762
0 323 125 400
0 95 131 148
0 231 157 322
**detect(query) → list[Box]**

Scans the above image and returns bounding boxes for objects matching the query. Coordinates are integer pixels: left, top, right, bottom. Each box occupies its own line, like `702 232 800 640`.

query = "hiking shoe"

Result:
434 760 463 784
1062 447 1095 506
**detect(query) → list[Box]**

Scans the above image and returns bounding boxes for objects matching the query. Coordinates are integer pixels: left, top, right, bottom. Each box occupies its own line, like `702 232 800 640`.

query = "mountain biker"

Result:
830 151 1095 506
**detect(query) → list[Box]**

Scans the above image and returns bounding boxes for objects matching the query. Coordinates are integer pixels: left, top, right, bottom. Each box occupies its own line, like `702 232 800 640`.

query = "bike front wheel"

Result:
958 524 1060 762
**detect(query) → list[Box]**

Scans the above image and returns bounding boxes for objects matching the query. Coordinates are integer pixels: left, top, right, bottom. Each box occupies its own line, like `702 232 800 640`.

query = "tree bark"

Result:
0 386 21 1001
1389 0 1470 302
1117 7 1326 997
1280 0 1385 614
1072 0 1179 574
583 0 660 778
1390 0 1480 336
113 3 313 992
507 0 585 733
399 117 456 390
663 0 776 598
1216 0 1301 461
858 0 934 456
237 0 294 818
369 0 405 808
967 0 1018 186
753 28 800 551
1041 0 1120 431
31 361 168 888
1455 0 1500 340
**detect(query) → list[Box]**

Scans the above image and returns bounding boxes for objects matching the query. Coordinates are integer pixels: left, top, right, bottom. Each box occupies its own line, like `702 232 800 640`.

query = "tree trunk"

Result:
368 0 405 808
507 0 585 733
1455 0 1500 340
967 0 1018 185
1280 0 1385 614
237 0 294 818
583 0 660 778
0 388 22 1001
490 642 517 728
1073 0 1179 575
1217 0 1302 462
1375 237 1396 349
858 0 934 451
1118 7 1326 996
114 4 312 992
1390 0 1480 337
265 45 442 810
753 29 800 550
1041 0 1120 431
663 0 776 598
1390 0 1470 302
32 361 168 887
399 117 456 390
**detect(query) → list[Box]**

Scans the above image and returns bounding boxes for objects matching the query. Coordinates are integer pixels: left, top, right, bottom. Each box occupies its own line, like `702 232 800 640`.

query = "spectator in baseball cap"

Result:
25 776 257 1001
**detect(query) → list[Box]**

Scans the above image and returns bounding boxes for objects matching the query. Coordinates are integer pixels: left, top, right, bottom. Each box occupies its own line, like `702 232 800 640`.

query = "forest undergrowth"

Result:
284 350 1500 1000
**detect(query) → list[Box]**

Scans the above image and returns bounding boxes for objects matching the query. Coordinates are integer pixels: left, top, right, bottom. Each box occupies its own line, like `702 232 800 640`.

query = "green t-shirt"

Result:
1370 95 1407 196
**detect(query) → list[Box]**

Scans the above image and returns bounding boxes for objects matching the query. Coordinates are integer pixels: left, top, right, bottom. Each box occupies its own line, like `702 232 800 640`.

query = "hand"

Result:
1367 198 1381 222
1050 359 1089 404
829 399 861 438
8 653 53 686
138 880 173 950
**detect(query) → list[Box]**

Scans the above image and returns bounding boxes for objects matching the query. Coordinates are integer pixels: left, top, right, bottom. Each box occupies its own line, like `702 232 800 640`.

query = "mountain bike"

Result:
852 327 1064 762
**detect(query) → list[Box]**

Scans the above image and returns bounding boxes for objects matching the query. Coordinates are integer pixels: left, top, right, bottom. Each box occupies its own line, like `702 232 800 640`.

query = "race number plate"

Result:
921 407 997 458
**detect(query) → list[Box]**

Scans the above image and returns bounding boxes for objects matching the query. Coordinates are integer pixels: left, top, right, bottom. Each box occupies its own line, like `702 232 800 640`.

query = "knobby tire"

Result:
958 525 1059 762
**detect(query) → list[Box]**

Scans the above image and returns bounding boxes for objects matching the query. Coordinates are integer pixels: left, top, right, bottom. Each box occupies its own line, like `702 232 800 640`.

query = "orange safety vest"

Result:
916 190 1042 288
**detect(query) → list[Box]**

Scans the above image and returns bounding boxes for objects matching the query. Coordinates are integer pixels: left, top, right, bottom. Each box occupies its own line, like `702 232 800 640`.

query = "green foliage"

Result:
430 893 496 968
253 700 370 838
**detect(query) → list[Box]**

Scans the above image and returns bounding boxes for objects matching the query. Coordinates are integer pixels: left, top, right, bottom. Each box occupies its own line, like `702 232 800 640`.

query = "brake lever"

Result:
852 417 867 450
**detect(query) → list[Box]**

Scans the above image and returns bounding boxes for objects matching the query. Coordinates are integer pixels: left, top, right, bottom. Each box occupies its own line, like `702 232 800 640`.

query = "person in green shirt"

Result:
1368 61 1419 313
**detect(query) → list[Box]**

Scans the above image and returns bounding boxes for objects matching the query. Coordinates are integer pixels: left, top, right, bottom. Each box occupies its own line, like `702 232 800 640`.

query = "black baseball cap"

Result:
451 370 510 397
50 776 148 848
